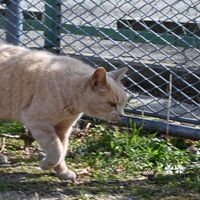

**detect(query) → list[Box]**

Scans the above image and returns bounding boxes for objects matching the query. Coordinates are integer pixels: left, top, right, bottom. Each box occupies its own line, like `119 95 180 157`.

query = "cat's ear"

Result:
90 67 109 91
108 67 128 82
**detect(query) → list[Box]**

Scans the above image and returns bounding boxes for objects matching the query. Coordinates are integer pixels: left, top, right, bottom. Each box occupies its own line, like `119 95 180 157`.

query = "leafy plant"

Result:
0 121 200 199
69 123 200 175
0 120 24 135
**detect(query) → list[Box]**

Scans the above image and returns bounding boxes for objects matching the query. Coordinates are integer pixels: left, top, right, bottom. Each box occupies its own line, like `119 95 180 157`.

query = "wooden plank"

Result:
117 19 200 36
62 24 200 49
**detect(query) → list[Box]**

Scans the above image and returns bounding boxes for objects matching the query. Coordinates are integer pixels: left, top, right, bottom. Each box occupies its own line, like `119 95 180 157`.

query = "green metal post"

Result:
44 0 61 52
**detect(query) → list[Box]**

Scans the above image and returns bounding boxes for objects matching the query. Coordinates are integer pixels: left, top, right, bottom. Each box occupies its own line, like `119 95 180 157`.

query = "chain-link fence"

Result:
0 0 200 136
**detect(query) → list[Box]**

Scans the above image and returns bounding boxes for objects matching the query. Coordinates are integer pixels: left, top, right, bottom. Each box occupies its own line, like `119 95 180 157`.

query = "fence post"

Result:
44 0 61 52
5 0 23 45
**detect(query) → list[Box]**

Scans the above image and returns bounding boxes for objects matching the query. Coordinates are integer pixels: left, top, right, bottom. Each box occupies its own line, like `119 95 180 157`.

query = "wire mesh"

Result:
0 0 200 125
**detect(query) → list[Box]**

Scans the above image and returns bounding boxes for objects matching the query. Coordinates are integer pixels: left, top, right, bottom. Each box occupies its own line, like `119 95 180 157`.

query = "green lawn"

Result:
0 121 199 199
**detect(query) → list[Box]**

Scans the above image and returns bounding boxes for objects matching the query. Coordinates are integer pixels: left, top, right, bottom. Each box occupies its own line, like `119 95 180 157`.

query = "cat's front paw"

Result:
56 169 76 182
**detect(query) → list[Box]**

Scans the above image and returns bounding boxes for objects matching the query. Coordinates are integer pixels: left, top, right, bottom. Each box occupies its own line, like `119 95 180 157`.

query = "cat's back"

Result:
0 44 94 89
0 44 95 120
0 44 55 120
0 44 29 64
0 44 93 74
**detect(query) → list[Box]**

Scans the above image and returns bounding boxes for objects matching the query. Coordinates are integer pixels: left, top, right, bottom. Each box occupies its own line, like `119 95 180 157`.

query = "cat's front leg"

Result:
22 114 64 170
54 160 76 181
54 120 76 181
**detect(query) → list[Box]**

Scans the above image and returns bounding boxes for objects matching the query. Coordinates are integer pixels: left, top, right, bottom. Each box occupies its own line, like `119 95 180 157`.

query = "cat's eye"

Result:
108 102 117 108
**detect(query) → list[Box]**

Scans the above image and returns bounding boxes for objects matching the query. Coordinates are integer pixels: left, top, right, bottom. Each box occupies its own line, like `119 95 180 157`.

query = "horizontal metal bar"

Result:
120 115 200 140
124 108 200 125
83 114 200 140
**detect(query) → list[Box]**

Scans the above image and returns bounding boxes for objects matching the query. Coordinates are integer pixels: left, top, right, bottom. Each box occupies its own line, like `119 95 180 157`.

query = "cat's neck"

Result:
61 73 91 114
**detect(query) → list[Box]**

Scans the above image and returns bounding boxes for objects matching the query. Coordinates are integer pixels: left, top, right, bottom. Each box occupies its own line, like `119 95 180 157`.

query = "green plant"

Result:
0 120 24 135
69 123 200 175
0 121 200 199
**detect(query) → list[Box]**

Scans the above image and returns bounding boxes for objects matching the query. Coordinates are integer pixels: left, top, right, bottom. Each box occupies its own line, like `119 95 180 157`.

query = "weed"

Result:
69 124 200 176
0 120 24 134
0 121 200 199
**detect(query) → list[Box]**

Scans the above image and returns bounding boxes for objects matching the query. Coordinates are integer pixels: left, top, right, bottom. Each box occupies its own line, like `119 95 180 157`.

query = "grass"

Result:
0 120 200 199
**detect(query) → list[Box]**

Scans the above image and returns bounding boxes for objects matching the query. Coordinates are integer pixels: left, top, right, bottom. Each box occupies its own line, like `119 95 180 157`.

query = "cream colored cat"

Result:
0 44 128 181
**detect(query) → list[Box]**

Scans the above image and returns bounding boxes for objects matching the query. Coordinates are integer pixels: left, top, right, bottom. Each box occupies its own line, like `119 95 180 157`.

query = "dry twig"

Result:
0 137 6 153
166 74 172 137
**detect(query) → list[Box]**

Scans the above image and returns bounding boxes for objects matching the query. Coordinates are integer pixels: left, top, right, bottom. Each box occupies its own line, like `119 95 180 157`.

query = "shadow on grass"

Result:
0 170 200 199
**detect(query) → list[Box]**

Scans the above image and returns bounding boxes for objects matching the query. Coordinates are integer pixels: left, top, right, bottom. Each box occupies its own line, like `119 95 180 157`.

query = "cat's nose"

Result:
109 114 122 123
113 114 124 122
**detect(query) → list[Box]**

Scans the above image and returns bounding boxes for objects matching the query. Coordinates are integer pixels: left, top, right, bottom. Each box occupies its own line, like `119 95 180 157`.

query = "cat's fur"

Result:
0 44 127 181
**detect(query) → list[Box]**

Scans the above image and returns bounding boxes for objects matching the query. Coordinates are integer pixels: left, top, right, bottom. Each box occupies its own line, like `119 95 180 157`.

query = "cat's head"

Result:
82 67 128 123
